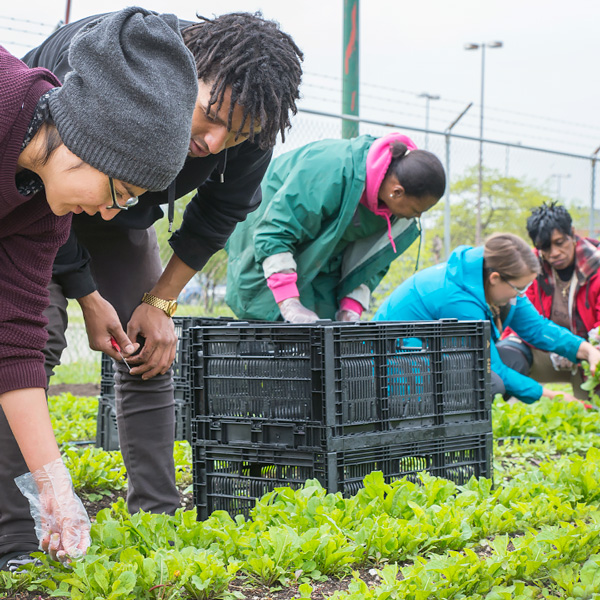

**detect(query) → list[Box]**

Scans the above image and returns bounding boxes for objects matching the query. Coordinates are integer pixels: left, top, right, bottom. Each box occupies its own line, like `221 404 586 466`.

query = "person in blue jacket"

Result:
374 233 600 403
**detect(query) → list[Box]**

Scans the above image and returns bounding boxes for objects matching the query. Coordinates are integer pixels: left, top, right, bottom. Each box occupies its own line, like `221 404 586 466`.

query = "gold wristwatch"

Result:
141 292 178 317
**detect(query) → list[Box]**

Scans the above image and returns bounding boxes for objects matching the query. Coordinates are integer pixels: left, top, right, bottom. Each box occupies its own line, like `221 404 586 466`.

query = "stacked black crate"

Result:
95 316 238 450
96 352 119 450
190 320 492 520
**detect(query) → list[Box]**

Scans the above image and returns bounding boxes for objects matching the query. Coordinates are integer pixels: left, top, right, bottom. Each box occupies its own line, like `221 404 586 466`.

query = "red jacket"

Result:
504 237 600 340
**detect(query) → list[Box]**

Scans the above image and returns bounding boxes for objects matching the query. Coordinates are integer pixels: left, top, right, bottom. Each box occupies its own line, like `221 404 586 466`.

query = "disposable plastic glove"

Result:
15 457 91 563
335 309 362 322
279 297 319 323
549 352 574 371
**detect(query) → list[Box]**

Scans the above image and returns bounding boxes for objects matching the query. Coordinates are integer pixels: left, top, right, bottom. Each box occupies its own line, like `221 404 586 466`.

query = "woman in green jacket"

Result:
226 133 446 322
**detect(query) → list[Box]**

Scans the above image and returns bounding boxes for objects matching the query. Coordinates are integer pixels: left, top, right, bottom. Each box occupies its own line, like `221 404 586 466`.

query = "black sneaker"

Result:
0 551 41 572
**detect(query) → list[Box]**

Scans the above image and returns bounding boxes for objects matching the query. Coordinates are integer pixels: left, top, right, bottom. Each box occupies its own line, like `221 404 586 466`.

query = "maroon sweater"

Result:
0 46 70 394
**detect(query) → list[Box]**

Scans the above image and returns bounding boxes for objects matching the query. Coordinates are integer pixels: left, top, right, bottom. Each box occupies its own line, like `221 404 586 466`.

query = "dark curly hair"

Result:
182 12 303 150
526 201 573 250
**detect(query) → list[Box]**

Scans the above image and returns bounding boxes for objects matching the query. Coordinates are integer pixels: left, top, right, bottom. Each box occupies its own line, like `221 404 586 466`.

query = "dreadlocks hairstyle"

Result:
182 12 303 150
526 201 573 250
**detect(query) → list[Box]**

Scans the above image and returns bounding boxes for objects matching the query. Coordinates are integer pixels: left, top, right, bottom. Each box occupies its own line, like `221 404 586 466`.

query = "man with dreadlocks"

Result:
19 11 303 520
498 202 600 400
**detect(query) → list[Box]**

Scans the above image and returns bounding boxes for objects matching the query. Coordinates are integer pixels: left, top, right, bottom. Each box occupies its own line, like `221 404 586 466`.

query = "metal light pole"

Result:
418 92 440 150
504 142 522 177
465 41 503 244
550 173 571 201
591 145 600 237
444 103 473 258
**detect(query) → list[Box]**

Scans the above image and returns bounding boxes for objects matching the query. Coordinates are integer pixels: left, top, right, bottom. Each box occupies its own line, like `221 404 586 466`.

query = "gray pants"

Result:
497 337 587 400
0 222 179 556
490 371 506 397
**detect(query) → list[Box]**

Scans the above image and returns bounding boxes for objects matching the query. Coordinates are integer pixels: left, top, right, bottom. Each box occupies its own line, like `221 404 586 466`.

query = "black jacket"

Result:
23 14 270 298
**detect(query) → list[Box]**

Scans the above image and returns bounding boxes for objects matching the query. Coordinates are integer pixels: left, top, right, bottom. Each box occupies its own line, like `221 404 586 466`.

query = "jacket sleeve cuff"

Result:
262 252 297 279
344 284 371 310
0 360 47 395
55 267 97 300
506 378 543 404
267 272 300 304
340 297 364 316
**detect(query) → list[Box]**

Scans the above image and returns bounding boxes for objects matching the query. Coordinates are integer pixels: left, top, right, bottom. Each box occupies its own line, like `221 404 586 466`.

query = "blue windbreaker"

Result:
374 245 583 403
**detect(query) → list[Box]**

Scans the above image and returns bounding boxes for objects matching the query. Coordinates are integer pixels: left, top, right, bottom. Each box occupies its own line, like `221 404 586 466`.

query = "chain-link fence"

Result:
279 109 599 238
60 109 599 373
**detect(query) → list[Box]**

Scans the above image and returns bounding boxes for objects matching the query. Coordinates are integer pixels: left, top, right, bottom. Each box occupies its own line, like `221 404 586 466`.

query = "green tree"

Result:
199 250 228 312
427 165 554 247
154 192 194 267
154 191 230 314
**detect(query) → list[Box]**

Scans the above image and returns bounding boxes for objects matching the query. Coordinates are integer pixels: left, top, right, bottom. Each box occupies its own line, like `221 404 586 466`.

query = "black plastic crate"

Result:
100 316 240 396
98 316 245 448
172 317 239 387
175 394 192 443
191 320 491 437
100 353 115 399
96 395 119 451
193 416 327 449
439 321 493 422
193 425 492 520
192 415 490 452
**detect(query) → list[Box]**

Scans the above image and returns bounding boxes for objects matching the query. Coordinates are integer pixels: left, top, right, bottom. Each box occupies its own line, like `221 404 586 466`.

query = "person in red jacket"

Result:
497 202 600 399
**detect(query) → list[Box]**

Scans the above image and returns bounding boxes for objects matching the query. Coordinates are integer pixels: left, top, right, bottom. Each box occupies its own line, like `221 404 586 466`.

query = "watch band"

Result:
141 292 178 317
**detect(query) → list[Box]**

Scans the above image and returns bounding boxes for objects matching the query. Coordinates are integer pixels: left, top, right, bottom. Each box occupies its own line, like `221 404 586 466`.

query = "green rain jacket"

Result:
225 135 421 320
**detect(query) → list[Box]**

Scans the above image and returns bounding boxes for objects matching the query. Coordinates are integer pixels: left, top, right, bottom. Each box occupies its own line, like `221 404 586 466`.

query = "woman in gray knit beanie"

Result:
22 6 198 218
49 6 198 194
0 6 196 567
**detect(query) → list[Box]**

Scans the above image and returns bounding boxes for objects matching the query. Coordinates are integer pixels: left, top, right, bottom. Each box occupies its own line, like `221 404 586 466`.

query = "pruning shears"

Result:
110 337 132 373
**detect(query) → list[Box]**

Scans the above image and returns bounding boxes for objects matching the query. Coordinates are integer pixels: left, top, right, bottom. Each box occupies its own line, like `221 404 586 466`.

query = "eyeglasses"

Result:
107 177 139 210
500 276 533 296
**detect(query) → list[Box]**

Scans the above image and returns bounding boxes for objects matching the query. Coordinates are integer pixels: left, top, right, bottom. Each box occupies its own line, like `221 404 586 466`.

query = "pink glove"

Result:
335 297 364 322
15 458 91 563
279 297 319 323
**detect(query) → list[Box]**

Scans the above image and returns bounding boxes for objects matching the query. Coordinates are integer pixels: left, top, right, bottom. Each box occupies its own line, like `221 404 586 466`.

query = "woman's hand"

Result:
542 387 577 402
278 297 319 323
335 309 361 322
542 387 590 407
15 458 90 563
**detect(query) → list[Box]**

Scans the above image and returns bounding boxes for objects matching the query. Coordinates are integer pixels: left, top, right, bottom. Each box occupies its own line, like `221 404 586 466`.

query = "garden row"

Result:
3 396 600 599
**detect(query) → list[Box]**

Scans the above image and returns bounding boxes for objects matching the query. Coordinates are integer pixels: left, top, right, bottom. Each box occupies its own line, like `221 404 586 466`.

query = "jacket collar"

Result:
359 133 417 253
538 236 600 291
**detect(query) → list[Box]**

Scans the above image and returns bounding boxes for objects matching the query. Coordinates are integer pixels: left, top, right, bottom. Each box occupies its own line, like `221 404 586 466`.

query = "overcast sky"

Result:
2 0 599 158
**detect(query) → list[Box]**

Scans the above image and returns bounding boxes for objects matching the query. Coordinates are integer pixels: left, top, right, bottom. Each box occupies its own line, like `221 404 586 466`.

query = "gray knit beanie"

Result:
48 7 198 191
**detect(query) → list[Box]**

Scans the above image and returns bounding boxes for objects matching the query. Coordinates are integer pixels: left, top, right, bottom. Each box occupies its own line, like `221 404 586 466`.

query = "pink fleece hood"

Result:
360 133 418 253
